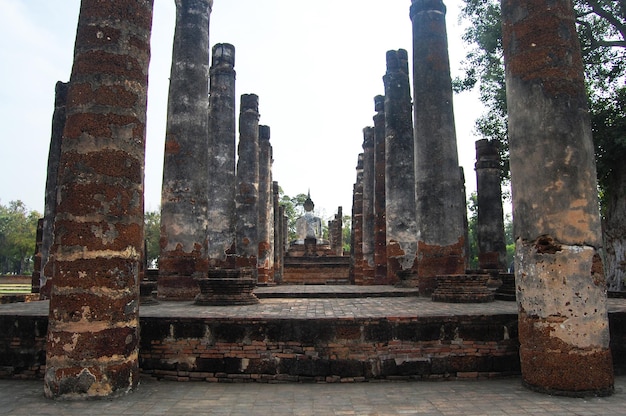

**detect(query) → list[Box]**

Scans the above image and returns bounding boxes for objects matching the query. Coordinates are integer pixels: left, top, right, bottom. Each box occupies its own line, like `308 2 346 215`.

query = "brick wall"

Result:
3 312 626 381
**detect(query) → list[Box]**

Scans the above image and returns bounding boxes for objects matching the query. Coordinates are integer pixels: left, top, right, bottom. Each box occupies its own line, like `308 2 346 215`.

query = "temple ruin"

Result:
0 0 621 401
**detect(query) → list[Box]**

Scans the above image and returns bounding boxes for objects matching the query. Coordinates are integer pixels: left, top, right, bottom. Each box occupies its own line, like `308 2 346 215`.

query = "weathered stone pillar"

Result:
362 127 376 284
333 207 343 256
384 49 416 286
257 125 273 284
235 94 260 275
31 219 44 293
44 0 153 399
475 139 506 270
411 0 466 294
352 154 364 284
373 95 388 283
158 0 212 300
502 0 613 396
207 43 236 269
40 81 69 299
273 181 283 283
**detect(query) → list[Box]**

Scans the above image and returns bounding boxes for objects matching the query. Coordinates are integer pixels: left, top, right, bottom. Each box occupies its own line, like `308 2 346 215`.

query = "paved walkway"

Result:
3 292 626 320
0 375 625 415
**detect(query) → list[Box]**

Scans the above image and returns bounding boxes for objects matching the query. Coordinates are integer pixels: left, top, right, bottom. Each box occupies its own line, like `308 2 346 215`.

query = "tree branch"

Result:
585 0 626 47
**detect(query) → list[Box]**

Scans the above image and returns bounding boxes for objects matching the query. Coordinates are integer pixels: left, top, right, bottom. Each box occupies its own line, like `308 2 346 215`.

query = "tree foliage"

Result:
144 210 160 268
0 200 40 275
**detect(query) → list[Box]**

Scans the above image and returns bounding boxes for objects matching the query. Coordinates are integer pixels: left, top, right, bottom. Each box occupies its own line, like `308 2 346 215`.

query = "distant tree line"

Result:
0 200 40 275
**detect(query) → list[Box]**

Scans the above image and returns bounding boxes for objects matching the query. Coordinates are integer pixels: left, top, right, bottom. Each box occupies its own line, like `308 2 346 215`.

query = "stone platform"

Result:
2 286 626 383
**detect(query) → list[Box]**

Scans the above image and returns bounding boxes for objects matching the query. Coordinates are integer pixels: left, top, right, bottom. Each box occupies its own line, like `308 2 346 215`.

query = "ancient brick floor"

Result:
3 287 626 320
0 375 624 415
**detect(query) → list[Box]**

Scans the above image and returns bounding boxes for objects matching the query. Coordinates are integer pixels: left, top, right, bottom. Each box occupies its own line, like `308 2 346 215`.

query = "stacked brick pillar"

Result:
257 125 274 284
475 139 506 270
158 0 213 300
372 95 388 283
361 127 376 284
350 155 364 284
235 94 260 275
411 0 466 294
40 81 69 299
384 49 416 286
207 43 237 269
502 0 613 396
44 0 153 399
273 181 283 283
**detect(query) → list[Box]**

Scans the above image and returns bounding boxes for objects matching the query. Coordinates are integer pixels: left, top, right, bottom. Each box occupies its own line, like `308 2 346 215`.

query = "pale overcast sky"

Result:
0 0 483 221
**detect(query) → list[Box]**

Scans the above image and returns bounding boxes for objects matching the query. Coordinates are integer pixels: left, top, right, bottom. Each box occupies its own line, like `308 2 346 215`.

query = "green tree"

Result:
342 215 352 254
0 201 40 275
466 193 479 269
144 210 161 268
279 191 308 242
457 0 626 289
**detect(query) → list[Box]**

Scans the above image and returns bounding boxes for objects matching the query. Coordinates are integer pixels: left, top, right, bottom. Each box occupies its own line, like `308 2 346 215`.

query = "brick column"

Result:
235 94 260 275
257 125 273 284
158 0 212 300
411 0 466 295
502 0 613 396
44 0 153 399
351 154 364 284
475 139 506 270
207 43 236 269
362 127 376 284
40 81 69 299
373 95 388 283
333 206 343 256
384 49 416 286
273 181 283 283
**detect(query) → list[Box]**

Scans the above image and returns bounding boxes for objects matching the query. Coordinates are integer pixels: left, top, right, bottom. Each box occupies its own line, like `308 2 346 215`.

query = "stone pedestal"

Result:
432 274 494 303
494 273 515 301
140 280 159 306
194 269 259 306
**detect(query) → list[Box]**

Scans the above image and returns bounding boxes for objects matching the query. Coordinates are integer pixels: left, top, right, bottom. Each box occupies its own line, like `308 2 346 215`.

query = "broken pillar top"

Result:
386 49 409 75
259 125 271 141
212 43 235 67
410 0 446 18
240 93 259 111
374 95 385 112
362 127 374 149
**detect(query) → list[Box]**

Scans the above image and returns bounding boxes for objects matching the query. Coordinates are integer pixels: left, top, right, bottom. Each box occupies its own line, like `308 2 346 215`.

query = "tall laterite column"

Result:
411 0 466 294
207 43 237 269
475 139 506 270
384 49 416 285
40 81 69 299
373 95 388 283
502 0 613 396
44 0 153 399
235 94 260 275
158 0 213 300
257 125 273 284
361 127 376 284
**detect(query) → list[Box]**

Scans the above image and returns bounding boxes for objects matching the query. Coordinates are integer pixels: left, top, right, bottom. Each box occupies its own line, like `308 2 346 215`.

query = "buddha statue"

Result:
295 194 322 242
